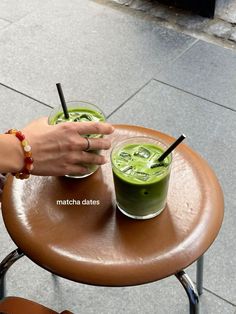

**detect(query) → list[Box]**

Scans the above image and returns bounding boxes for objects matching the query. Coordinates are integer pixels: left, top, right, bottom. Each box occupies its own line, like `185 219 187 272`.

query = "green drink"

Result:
111 137 172 219
50 108 105 126
49 101 105 178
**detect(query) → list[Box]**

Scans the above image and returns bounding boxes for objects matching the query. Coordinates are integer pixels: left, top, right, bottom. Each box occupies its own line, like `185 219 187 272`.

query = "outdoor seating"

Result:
0 296 73 314
0 125 224 314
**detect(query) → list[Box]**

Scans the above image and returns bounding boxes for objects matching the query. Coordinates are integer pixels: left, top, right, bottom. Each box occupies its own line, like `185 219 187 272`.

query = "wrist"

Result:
0 134 24 173
5 129 34 179
8 135 25 172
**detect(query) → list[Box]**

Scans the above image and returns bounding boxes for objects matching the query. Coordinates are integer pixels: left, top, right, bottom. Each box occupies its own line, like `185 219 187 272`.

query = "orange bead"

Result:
7 128 33 180
25 151 32 157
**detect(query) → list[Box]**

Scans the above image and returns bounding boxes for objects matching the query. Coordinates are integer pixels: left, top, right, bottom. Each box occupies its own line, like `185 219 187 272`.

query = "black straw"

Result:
56 83 69 119
158 134 186 162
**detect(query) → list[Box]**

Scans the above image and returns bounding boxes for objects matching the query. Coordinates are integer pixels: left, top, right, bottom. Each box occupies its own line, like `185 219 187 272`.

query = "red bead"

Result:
21 167 30 174
6 128 32 180
15 131 25 141
25 157 34 164
25 163 33 171
19 173 29 180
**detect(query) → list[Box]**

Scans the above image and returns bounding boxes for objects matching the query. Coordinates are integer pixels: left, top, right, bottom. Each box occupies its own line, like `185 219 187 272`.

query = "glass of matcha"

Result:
48 101 106 178
111 136 172 220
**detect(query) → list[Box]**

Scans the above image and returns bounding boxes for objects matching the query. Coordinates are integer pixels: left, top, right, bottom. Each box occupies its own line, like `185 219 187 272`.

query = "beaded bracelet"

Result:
5 129 34 180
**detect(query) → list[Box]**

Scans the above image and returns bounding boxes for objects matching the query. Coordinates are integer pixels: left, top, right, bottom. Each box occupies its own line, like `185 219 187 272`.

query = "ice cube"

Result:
150 152 162 162
120 166 133 175
134 147 151 159
55 118 65 124
80 114 93 121
150 160 169 168
154 169 166 176
134 171 150 181
119 151 131 161
150 162 164 169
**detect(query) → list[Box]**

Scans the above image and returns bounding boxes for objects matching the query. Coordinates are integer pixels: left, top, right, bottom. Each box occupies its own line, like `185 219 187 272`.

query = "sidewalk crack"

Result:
0 83 53 108
153 79 236 113
106 78 152 119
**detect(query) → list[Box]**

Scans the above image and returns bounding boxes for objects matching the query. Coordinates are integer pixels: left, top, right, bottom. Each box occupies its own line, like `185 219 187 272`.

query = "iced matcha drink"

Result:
48 101 105 178
111 137 172 219
50 108 105 127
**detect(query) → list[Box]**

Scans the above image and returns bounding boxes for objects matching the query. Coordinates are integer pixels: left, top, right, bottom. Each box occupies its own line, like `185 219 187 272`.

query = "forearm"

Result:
0 134 24 173
0 118 114 177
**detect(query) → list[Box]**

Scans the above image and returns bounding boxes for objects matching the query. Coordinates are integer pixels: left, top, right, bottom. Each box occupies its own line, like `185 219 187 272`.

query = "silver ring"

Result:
84 137 91 151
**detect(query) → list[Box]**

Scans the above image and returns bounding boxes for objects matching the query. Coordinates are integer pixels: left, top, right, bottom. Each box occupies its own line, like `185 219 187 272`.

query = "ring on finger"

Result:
84 137 91 152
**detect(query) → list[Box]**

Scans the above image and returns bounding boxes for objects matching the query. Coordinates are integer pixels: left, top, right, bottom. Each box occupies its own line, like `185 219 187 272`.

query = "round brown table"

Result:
0 125 224 314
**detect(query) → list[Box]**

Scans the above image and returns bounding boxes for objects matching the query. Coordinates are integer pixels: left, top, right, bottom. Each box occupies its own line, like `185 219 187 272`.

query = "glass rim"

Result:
110 135 172 173
48 100 106 123
62 100 105 116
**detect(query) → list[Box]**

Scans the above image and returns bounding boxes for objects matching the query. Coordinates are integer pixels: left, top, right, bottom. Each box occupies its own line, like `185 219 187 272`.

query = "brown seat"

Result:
0 296 73 314
2 124 224 286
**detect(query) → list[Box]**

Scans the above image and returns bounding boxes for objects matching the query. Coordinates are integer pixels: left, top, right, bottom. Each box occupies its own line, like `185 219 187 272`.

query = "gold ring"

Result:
84 137 91 151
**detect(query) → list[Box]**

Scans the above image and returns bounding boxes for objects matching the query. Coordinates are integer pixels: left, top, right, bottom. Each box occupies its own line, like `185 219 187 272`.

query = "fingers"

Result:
82 137 111 151
66 165 90 176
62 151 107 177
76 151 107 165
76 122 114 136
32 164 89 177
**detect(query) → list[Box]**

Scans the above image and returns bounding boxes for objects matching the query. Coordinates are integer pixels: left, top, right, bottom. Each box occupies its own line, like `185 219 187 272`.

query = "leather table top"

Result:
2 125 224 286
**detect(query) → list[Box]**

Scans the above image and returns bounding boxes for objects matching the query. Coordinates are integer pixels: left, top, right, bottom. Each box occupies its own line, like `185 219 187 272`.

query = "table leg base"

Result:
0 249 204 312
175 270 200 314
196 255 204 295
0 248 24 300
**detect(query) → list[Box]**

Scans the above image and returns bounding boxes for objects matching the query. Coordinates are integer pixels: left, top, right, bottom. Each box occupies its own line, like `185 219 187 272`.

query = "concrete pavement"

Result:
0 0 235 313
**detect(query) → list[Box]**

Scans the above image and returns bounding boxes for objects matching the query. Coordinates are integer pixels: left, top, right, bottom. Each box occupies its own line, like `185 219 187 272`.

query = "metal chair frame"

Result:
0 248 204 314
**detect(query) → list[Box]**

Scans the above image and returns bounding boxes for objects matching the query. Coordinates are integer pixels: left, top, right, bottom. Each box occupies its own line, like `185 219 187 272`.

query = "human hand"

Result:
21 117 114 176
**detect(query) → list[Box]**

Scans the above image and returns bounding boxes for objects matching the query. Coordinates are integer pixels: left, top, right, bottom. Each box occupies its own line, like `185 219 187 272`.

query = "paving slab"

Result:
0 19 10 31
0 0 51 23
108 79 236 304
0 85 235 313
0 0 195 116
155 40 236 111
0 85 51 133
0 85 235 312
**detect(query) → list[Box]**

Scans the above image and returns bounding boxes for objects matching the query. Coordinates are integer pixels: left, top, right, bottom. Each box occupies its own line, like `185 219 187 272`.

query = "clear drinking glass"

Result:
48 101 106 178
111 136 172 219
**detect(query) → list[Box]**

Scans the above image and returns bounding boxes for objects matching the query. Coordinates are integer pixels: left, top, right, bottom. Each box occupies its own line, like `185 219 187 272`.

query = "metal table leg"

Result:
175 270 199 314
0 248 24 300
196 255 204 295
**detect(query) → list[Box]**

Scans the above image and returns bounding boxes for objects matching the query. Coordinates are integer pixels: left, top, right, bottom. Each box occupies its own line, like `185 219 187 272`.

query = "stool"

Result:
0 296 73 314
0 125 224 314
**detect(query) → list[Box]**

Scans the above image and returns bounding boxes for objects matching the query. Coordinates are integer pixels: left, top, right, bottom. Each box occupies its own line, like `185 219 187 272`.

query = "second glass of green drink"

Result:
48 101 106 178
111 136 172 219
